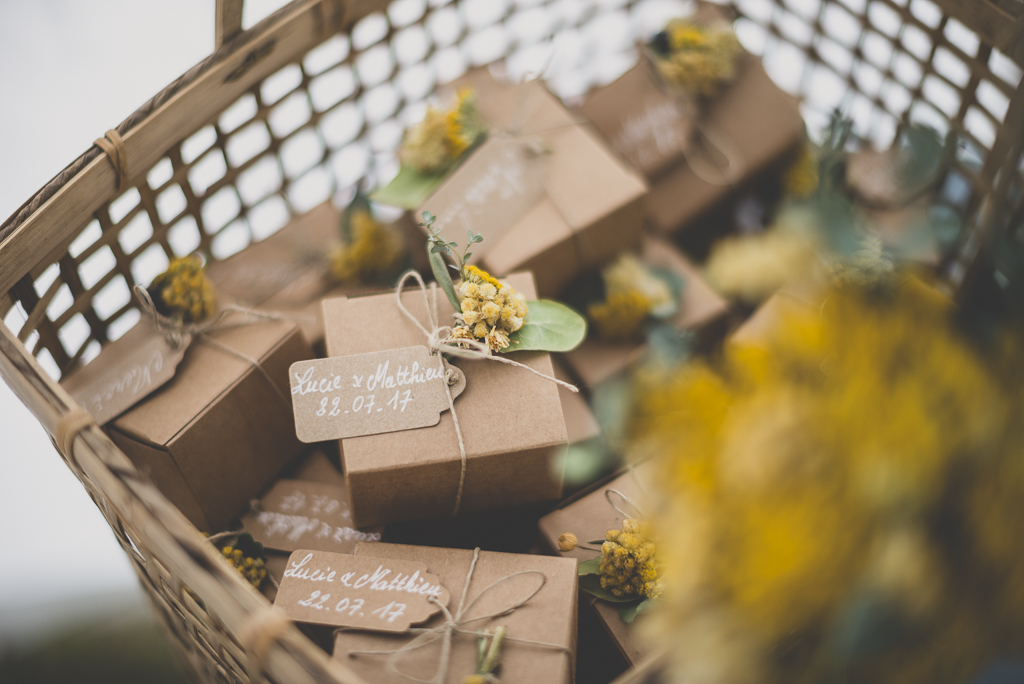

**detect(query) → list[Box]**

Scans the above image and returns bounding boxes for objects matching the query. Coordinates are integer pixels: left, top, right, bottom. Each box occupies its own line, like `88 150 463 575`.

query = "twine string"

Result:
605 488 647 520
54 408 94 459
133 284 296 408
393 270 578 516
94 129 129 191
346 547 569 684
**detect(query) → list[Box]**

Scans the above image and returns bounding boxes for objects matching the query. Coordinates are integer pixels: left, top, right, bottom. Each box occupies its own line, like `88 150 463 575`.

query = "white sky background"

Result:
0 0 293 647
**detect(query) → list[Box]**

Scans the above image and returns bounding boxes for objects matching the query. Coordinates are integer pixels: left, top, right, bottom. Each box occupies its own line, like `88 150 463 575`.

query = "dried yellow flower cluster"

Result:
400 89 484 174
630 281 1024 684
149 255 216 323
221 545 267 588
329 210 405 284
654 22 743 97
600 518 662 599
451 265 527 352
705 224 819 303
588 254 674 341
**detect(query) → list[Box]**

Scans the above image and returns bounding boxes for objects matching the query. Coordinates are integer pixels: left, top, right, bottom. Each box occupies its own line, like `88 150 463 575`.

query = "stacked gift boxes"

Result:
57 13 823 680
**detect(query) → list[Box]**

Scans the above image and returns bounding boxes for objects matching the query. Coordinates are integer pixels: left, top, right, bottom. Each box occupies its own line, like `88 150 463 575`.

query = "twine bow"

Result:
133 284 302 406
347 547 571 684
394 270 578 516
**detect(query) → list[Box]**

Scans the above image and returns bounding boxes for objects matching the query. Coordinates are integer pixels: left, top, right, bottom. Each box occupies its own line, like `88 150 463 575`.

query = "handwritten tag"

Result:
612 96 692 176
60 322 190 425
421 137 545 261
241 480 382 554
274 550 450 631
289 345 466 443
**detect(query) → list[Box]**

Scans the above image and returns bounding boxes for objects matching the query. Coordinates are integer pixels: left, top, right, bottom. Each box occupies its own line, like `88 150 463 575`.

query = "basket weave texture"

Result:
0 0 1021 682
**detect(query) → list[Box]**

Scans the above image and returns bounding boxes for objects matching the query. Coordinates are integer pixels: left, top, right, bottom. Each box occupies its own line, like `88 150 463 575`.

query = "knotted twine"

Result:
346 547 571 684
393 270 578 516
133 284 301 408
94 129 129 191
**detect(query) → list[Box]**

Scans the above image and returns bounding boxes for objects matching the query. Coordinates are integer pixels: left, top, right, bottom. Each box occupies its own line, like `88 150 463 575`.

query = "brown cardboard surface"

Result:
334 542 577 684
728 288 817 347
108 320 313 531
642 59 805 234
538 463 656 666
429 71 647 297
578 63 694 179
553 359 600 445
562 236 729 387
323 272 568 527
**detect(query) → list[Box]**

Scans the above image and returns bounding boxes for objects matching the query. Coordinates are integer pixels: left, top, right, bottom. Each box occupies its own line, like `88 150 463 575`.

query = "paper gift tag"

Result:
274 550 450 631
61 322 191 426
421 137 546 261
241 480 382 554
289 345 466 443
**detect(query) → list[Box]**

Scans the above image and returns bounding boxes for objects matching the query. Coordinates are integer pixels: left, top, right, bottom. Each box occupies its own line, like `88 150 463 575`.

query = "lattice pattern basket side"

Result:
0 0 1021 682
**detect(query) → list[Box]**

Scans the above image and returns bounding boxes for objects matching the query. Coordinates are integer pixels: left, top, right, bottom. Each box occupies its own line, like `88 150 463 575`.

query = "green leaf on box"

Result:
501 300 587 354
428 249 463 314
578 556 602 576
371 165 448 209
578 573 637 603
618 598 656 624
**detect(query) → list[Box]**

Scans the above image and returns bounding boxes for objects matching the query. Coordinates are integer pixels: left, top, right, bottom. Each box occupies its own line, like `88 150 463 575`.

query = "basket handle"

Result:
215 0 245 48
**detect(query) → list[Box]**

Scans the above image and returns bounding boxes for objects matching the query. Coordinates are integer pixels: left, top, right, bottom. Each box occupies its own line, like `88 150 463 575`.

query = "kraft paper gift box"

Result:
207 200 427 352
561 235 730 387
323 271 568 528
414 71 647 297
106 319 313 531
332 542 577 684
538 462 656 667
578 7 804 236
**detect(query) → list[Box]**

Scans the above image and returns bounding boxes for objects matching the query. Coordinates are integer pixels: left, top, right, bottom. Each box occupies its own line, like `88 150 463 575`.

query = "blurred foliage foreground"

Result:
623 119 1024 683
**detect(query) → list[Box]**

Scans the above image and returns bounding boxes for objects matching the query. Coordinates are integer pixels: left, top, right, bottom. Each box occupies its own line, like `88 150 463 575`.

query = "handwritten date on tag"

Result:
274 550 450 632
60 322 190 426
241 480 381 554
289 346 466 443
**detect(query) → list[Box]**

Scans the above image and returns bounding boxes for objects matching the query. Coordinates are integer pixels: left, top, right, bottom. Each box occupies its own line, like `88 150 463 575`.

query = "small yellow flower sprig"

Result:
400 88 486 175
451 266 528 352
222 545 268 589
147 255 216 324
329 193 405 285
648 20 743 97
599 518 663 600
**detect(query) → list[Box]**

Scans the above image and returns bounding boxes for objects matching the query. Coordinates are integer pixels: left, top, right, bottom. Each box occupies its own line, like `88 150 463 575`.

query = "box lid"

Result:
111 320 299 446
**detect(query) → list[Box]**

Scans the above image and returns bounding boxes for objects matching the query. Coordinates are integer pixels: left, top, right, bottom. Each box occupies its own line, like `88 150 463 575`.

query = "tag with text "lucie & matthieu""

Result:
288 345 466 443
274 549 450 631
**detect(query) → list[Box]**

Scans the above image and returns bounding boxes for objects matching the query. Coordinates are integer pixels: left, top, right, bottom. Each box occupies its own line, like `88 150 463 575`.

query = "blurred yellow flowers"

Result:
148 255 216 324
329 209 405 284
400 88 485 175
629 279 1024 683
653 21 743 97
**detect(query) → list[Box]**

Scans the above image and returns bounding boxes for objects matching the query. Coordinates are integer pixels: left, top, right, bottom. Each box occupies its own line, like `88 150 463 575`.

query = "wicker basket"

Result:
0 0 1020 681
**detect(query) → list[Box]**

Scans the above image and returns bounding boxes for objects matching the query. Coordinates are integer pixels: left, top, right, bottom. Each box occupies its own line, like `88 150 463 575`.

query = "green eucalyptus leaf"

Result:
371 166 447 209
428 248 462 313
618 598 656 624
578 556 602 576
501 300 587 353
578 573 637 603
587 540 606 545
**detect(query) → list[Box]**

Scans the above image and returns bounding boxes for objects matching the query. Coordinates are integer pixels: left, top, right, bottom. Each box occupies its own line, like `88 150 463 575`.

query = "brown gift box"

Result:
579 15 804 236
333 542 577 684
538 462 656 667
561 235 730 387
422 72 647 297
106 320 313 531
323 271 568 527
207 200 426 352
